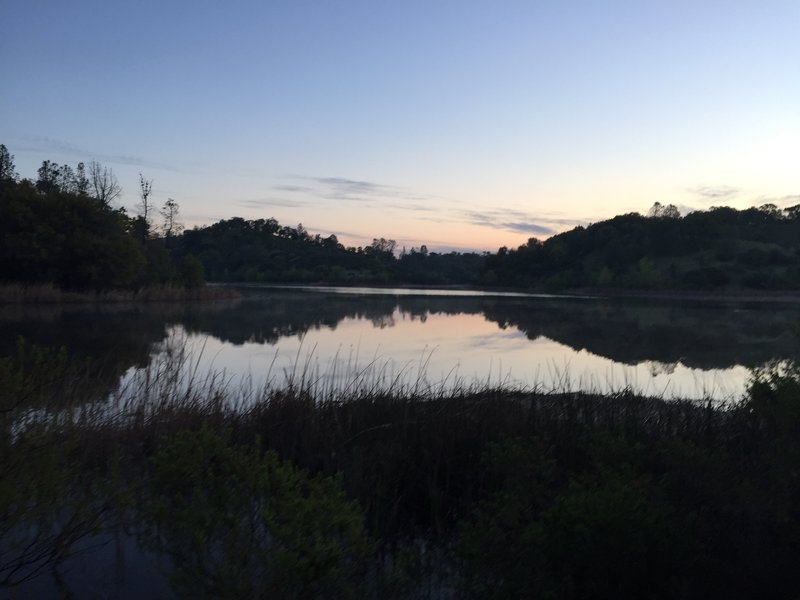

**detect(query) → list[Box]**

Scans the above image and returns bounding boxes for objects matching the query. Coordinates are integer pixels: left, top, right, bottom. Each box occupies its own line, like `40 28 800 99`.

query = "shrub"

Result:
138 425 369 598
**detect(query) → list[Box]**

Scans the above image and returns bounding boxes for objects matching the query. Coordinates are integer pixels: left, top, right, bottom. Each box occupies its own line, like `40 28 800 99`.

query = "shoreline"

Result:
0 283 241 304
3 280 799 305
565 286 800 304
227 281 800 304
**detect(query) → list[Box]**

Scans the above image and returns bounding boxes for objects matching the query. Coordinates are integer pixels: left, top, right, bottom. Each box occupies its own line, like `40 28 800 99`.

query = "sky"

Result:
2 0 799 252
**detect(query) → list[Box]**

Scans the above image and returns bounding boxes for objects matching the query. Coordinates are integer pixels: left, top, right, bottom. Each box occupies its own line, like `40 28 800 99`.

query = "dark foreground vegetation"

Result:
4 142 800 294
2 341 800 598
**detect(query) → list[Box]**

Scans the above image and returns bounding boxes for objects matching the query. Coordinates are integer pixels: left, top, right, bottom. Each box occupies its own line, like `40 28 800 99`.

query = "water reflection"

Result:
2 286 798 402
180 287 799 373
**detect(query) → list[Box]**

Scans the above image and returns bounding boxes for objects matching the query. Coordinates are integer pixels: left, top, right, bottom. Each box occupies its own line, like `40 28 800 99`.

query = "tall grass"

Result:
2 342 800 598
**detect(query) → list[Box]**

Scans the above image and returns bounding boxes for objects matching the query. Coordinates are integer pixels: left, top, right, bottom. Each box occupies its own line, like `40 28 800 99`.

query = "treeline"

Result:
174 202 800 291
177 216 484 285
0 145 203 291
5 142 800 293
484 203 800 290
1 143 481 289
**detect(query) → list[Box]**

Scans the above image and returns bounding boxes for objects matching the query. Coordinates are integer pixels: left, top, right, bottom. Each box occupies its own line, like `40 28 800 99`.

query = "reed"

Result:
2 343 799 598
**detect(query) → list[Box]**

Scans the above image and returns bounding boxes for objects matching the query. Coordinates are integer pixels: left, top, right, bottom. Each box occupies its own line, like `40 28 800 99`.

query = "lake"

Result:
3 285 799 403
5 284 800 598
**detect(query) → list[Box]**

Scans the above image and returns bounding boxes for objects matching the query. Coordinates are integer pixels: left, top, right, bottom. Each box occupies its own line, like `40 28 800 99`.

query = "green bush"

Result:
138 425 369 598
457 436 688 599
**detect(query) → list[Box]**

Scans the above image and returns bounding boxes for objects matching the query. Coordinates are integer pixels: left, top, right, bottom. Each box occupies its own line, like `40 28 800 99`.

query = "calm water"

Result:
3 285 799 401
7 284 800 598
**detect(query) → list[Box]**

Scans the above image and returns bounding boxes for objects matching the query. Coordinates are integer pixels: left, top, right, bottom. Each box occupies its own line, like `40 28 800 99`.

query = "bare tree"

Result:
138 173 154 232
161 198 182 237
89 161 122 207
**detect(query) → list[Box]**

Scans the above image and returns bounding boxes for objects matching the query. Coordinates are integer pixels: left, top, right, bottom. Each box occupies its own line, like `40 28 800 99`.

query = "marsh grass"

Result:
2 341 799 598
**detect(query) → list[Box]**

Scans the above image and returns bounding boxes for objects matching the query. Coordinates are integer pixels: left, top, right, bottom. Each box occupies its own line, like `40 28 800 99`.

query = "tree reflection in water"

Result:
2 287 798 407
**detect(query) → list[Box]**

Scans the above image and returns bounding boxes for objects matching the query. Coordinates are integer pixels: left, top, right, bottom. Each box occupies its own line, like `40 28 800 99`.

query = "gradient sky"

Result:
2 1 798 251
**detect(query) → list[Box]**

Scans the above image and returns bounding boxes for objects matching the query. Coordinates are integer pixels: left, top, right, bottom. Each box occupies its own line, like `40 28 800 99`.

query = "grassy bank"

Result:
0 282 240 304
2 345 799 598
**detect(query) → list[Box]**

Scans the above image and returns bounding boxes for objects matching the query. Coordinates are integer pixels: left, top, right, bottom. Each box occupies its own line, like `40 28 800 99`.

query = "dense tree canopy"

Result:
0 151 203 291
482 204 800 291
176 217 483 285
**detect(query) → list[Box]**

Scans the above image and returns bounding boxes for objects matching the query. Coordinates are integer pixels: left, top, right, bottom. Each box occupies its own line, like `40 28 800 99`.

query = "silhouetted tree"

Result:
368 238 397 256
161 198 181 238
0 144 18 182
648 202 680 218
0 178 146 289
89 160 122 207
56 164 75 194
758 203 782 218
74 162 89 196
36 160 60 193
784 204 800 221
137 172 154 239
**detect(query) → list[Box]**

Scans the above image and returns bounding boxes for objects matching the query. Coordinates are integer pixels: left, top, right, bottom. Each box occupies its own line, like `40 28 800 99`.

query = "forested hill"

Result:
4 143 800 293
176 217 484 285
482 203 800 291
0 149 203 292
175 203 800 292
0 144 482 290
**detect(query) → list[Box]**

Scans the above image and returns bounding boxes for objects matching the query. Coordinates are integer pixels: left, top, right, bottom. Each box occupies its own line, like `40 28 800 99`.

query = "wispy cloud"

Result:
468 213 554 236
270 174 588 246
500 222 555 235
460 208 587 237
238 198 311 209
687 184 740 202
386 202 437 213
313 176 396 198
277 174 444 207
273 185 315 193
13 134 179 171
